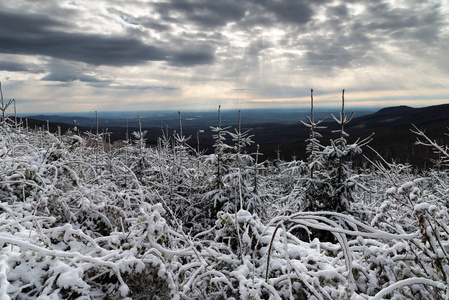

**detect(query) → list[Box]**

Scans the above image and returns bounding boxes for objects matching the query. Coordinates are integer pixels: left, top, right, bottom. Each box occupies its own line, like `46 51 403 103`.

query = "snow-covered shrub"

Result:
1 92 449 299
367 159 449 299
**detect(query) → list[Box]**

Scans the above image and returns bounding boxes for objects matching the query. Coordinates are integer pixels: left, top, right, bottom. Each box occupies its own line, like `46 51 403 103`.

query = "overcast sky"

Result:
0 0 448 113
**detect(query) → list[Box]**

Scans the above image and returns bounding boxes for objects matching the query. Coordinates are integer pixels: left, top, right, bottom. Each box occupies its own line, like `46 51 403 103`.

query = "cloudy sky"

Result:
0 0 448 113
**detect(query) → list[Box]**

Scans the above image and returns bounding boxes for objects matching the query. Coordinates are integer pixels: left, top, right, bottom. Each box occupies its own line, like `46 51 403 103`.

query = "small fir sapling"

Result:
210 105 231 190
278 90 322 214
130 114 150 181
218 111 262 213
300 89 327 179
202 106 232 218
308 90 372 212
228 110 257 209
173 111 193 172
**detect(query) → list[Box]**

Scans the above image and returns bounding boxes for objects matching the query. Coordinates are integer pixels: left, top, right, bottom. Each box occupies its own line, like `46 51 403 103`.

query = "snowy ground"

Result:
1 117 448 299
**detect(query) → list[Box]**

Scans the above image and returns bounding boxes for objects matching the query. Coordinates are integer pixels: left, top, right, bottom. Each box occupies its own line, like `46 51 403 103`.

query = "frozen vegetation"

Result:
1 91 449 299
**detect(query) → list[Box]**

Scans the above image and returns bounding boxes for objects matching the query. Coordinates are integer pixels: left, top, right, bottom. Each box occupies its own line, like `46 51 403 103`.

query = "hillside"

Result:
348 104 449 167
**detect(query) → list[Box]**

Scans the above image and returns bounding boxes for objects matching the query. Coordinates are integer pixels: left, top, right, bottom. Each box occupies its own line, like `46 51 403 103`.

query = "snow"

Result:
55 262 86 290
414 202 430 212
385 187 396 195
371 278 446 300
0 255 10 300
1 113 449 299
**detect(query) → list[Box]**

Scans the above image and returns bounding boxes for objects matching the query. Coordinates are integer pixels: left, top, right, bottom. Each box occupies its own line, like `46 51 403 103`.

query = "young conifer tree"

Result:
318 90 372 211
301 89 326 179
281 89 327 214
210 105 231 190
228 110 265 214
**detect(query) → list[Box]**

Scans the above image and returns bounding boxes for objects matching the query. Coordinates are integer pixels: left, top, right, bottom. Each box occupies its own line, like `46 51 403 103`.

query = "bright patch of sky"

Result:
0 0 448 113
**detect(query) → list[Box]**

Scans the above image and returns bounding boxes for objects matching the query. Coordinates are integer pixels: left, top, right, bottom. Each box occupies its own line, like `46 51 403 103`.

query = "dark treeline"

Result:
22 102 449 169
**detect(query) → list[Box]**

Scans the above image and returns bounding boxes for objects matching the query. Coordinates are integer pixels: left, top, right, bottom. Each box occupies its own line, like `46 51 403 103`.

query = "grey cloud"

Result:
231 89 252 92
238 13 274 28
236 0 316 29
287 0 446 73
0 15 168 66
106 85 180 91
326 4 349 18
0 61 45 73
41 73 103 83
40 60 108 83
260 1 314 25
108 7 170 32
139 19 172 32
153 0 247 28
363 2 443 41
0 10 65 34
38 59 183 91
305 47 354 69
0 10 216 67
169 50 215 66
0 0 446 94
168 31 224 48
366 15 421 31
246 39 273 56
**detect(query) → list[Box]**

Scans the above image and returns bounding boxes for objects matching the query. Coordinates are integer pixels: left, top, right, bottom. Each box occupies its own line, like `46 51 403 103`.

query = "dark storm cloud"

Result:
39 60 108 83
151 0 316 30
258 0 314 25
0 61 45 74
0 10 65 34
153 0 247 28
238 13 274 28
41 72 103 83
0 10 167 66
169 51 215 66
0 10 215 67
38 60 182 92
0 32 169 66
139 19 172 32
41 69 180 91
326 4 349 18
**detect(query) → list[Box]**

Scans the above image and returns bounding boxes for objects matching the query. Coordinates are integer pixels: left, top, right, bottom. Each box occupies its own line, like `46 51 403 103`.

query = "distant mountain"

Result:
349 104 449 130
244 103 449 166
345 103 449 167
375 105 415 115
